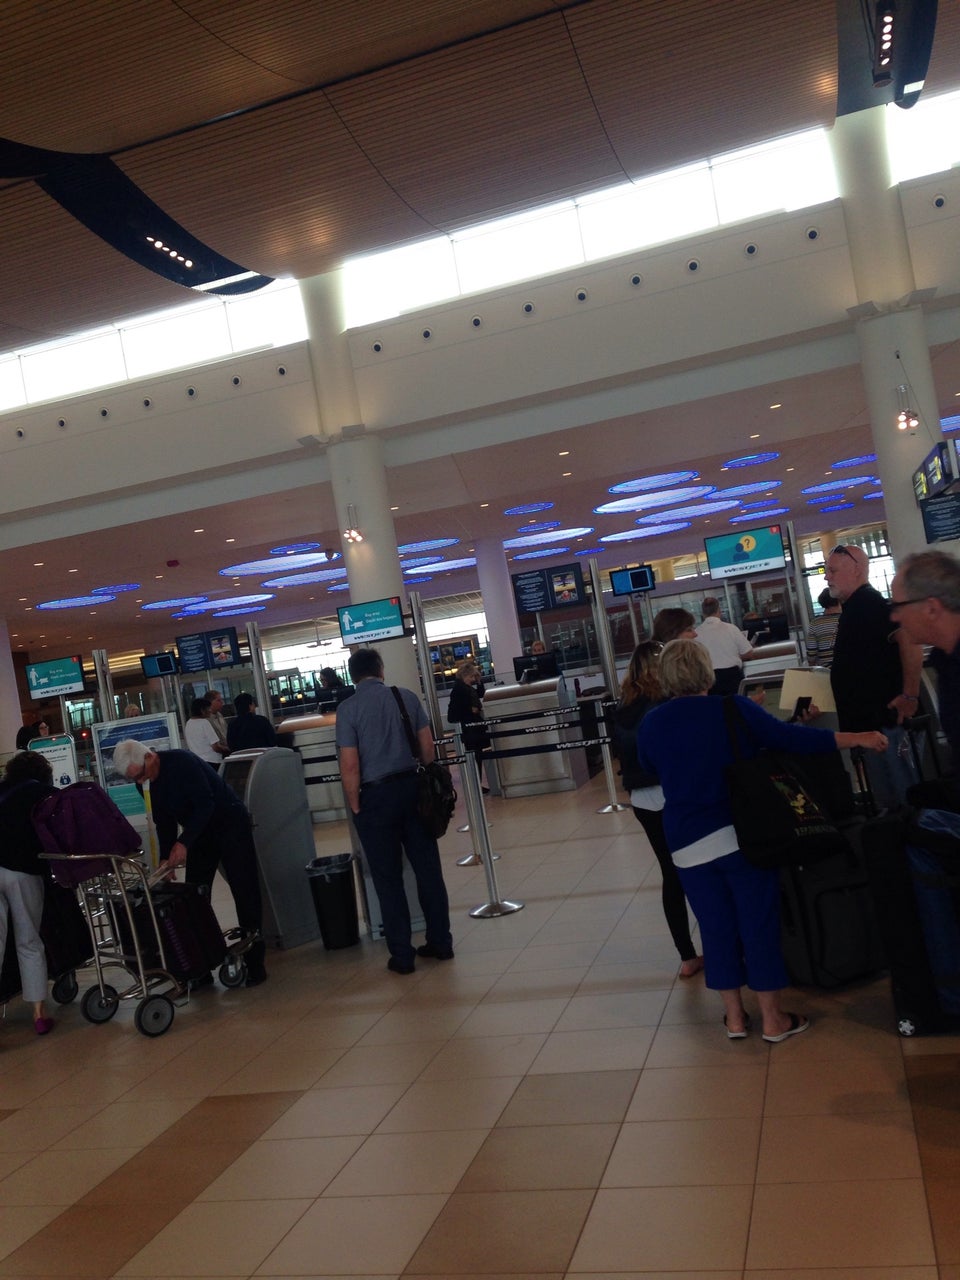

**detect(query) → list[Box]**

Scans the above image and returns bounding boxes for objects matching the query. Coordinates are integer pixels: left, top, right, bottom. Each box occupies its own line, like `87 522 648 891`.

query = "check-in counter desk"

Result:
742 639 801 680
483 676 589 797
276 712 346 823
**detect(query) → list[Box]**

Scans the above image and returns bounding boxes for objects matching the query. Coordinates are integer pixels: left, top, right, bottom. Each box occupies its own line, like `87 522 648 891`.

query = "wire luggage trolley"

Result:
41 852 191 1037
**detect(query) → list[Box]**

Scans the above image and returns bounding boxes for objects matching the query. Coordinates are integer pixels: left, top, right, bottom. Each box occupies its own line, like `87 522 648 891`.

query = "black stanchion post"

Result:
453 727 523 919
594 696 628 814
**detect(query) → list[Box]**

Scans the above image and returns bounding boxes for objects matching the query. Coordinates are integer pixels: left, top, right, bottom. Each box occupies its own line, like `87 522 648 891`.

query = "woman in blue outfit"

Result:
636 639 887 1042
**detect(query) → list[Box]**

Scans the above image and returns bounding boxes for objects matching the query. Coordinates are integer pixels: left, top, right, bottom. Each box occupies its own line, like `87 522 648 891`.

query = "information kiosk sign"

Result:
511 561 586 614
337 597 406 645
25 654 85 699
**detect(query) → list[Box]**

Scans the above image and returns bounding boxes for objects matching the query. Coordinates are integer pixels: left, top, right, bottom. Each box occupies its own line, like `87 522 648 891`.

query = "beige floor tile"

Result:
455 997 568 1038
603 1116 762 1187
507 939 604 970
484 967 588 1000
570 1185 754 1272
116 1198 313 1276
554 988 671 1031
747 1180 936 1269
356 1004 475 1044
643 1021 770 1068
0 1204 63 1263
313 1038 445 1087
0 1103 101 1153
325 1127 488 1195
626 1063 767 1121
528 1025 655 1073
198 1134 363 1200
497 1068 638 1126
420 1033 547 1080
260 1083 409 1138
758 1111 923 1182
376 1075 521 1133
745 1269 939 1279
0 1145 139 1206
458 1121 618 1190
255 1192 447 1275
51 1098 196 1149
405 1188 594 1274
764 1054 911 1115
214 1043 344 1093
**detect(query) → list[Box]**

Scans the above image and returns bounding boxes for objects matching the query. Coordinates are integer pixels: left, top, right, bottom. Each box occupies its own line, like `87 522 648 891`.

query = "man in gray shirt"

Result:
335 648 452 974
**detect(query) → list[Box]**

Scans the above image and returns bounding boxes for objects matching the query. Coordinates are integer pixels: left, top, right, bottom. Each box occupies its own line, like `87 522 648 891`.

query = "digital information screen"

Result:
175 627 241 674
511 561 586 613
337 597 406 645
26 654 85 699
609 565 656 595
703 525 786 581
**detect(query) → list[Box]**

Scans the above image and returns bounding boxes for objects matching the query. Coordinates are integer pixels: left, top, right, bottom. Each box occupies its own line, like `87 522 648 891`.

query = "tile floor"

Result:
0 771 957 1278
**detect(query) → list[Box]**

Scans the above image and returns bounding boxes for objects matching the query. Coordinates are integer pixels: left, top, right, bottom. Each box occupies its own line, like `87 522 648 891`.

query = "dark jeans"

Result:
185 815 263 939
633 807 697 961
355 773 452 964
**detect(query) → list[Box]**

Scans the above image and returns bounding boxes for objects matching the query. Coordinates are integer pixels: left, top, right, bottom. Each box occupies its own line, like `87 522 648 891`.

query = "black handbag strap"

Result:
390 686 422 765
722 695 756 762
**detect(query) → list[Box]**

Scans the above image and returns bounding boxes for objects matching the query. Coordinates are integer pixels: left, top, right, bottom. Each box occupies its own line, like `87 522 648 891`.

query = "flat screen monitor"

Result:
337 596 406 645
176 627 241 673
452 640 473 660
913 440 953 504
512 651 560 683
609 565 656 596
25 654 85 699
140 651 178 678
703 525 786 581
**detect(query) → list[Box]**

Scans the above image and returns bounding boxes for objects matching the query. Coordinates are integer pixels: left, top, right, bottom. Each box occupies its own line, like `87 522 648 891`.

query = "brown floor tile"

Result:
926 1178 960 1264
457 1122 618 1190
404 1189 594 1274
495 1068 638 1126
150 1090 302 1147
0 1201 177 1276
76 1141 249 1207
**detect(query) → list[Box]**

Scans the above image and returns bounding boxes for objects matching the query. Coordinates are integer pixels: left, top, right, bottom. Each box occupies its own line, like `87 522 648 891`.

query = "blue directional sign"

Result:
25 654 86 699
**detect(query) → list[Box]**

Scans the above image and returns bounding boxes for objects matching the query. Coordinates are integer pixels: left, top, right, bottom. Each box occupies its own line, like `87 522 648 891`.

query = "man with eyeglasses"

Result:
824 543 923 807
891 550 960 765
111 739 267 987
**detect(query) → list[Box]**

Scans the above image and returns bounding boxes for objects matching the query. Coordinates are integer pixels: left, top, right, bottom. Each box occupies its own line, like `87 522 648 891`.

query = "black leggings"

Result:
633 806 697 961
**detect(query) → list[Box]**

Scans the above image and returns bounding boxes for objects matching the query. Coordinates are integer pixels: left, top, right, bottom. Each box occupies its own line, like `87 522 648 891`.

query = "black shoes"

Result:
189 972 215 991
388 956 416 974
416 943 455 960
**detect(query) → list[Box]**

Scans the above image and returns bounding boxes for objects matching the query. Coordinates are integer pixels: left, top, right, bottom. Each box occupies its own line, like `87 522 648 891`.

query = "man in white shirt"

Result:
695 598 755 695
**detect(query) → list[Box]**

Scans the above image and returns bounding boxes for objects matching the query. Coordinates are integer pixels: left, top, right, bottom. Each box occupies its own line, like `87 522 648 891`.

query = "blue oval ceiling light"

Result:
608 471 699 494
398 555 445 568
179 593 273 614
141 596 209 611
575 547 605 555
863 489 884 500
503 527 593 548
269 542 323 555
739 499 780 511
212 606 267 616
327 583 350 592
405 557 477 573
518 520 561 533
595 485 716 516
37 594 117 609
721 451 780 469
221 552 335 576
503 502 555 516
730 508 789 522
600 522 692 542
802 475 876 494
513 548 571 560
397 538 460 554
940 415 960 433
712 480 782 500
404 575 434 583
262 568 348 587
636 500 740 524
831 453 877 469
819 502 855 512
92 582 140 594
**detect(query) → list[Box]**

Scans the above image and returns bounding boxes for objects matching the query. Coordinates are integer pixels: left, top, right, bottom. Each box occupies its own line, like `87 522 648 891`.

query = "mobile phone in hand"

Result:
789 695 812 723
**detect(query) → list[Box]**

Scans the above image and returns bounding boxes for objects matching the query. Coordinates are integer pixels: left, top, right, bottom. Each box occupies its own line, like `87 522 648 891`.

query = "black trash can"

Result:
306 854 360 950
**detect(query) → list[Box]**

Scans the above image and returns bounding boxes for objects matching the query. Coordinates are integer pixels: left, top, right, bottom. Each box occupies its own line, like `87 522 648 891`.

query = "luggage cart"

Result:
41 851 186 1037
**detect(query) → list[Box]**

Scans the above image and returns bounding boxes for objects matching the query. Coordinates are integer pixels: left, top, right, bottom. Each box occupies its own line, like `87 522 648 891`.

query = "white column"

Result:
299 271 362 438
475 536 523 682
327 433 420 693
829 108 945 558
0 620 22 752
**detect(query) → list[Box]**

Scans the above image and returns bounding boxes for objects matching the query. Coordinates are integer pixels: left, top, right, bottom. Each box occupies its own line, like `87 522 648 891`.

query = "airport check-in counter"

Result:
741 638 801 680
219 747 320 949
483 675 588 797
276 712 346 823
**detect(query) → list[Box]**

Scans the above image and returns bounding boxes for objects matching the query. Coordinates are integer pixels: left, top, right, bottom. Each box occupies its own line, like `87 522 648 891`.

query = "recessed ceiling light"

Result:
194 528 204 533
390 505 399 511
769 403 782 409
559 450 570 456
68 568 78 573
33 562 43 567
750 434 760 439
786 466 795 472
480 503 489 508
562 471 572 477
226 538 235 543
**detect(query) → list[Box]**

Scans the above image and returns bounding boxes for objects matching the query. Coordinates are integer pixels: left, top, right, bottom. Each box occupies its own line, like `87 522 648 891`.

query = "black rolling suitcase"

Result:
863 806 960 1036
117 880 226 982
780 820 886 988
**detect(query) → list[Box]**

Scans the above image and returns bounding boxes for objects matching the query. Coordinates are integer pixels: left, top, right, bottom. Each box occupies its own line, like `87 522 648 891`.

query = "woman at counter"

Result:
447 661 490 792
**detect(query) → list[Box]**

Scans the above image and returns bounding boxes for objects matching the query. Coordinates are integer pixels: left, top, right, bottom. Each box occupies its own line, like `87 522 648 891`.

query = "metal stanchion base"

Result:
469 899 524 918
457 851 500 865
596 802 629 813
457 823 494 834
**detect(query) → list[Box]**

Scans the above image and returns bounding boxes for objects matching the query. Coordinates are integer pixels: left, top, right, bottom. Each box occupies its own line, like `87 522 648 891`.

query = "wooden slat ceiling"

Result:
1 0 959 353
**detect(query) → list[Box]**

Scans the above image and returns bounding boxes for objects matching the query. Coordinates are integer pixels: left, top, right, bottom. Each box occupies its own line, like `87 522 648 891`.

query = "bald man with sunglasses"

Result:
825 543 923 807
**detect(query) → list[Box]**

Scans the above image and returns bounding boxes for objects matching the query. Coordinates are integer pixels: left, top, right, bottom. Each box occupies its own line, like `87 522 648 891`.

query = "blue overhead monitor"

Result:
703 525 786 581
337 597 406 645
609 565 656 595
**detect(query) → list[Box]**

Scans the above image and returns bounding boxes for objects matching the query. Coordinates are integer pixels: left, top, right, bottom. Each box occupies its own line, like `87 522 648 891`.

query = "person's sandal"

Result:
762 1012 810 1043
723 1013 750 1039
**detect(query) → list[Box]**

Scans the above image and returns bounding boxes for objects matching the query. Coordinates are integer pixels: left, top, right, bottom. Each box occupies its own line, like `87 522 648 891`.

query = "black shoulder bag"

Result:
722 697 851 869
390 687 457 838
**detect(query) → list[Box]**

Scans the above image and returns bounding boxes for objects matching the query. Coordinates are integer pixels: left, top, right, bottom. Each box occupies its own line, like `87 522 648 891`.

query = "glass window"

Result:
0 356 26 412
343 237 459 329
225 281 307 351
578 165 716 258
20 330 127 403
711 130 837 223
887 91 960 183
121 302 231 378
453 203 582 294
